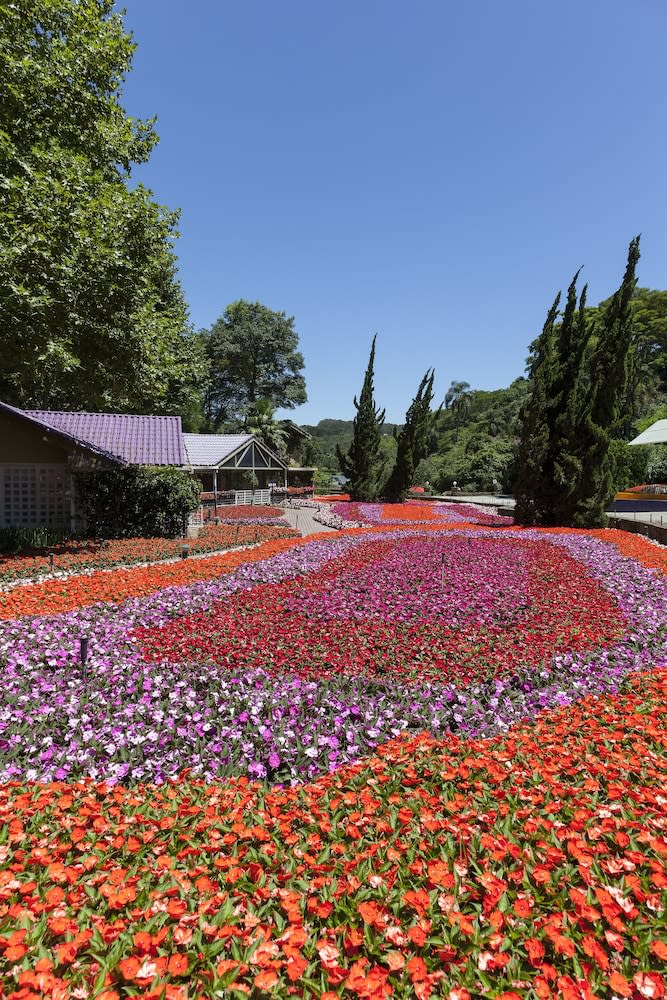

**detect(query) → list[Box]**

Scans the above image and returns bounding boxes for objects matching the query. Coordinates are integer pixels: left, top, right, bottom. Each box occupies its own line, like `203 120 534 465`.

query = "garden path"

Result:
280 505 337 536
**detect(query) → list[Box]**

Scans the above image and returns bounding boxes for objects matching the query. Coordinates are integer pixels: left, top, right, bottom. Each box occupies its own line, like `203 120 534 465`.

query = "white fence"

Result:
188 489 273 527
233 489 271 506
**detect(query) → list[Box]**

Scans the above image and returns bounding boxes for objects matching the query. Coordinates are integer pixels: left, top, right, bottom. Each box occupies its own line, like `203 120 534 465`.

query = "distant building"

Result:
628 419 667 446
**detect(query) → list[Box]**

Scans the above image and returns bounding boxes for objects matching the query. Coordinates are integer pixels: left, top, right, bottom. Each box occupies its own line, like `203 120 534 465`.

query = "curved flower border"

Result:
0 527 664 785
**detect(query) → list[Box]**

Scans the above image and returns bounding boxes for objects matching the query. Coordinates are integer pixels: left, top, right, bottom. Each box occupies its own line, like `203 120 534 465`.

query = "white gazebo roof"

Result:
628 419 667 446
182 434 252 467
182 433 287 471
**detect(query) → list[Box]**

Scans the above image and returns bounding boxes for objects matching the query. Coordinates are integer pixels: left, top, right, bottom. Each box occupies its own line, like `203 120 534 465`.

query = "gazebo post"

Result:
213 469 218 518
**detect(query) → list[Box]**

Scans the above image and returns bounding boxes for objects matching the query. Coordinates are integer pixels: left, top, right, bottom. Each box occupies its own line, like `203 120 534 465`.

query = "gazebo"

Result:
182 434 288 496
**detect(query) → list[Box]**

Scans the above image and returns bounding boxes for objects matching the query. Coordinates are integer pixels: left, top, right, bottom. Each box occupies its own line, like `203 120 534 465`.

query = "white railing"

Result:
234 489 271 506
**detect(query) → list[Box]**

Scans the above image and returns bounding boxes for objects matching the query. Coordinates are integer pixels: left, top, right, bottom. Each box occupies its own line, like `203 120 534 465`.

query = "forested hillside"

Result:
302 419 399 473
306 286 667 494
304 381 528 492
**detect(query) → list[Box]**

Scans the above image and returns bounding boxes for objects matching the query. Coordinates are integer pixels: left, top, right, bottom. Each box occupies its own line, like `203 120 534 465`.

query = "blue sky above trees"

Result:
117 0 667 424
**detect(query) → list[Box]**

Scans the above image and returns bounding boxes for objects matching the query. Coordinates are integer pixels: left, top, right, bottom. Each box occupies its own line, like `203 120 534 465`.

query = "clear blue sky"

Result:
117 0 667 425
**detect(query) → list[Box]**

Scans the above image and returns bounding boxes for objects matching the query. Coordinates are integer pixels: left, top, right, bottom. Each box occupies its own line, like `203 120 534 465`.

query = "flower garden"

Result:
0 502 665 999
0 523 294 589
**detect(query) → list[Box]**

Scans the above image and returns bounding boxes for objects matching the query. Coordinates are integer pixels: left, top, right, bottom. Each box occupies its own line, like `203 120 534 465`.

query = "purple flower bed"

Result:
0 529 664 785
329 501 513 525
288 534 531 626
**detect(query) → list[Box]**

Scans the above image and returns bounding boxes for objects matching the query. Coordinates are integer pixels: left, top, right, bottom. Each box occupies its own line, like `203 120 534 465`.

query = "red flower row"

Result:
0 671 664 998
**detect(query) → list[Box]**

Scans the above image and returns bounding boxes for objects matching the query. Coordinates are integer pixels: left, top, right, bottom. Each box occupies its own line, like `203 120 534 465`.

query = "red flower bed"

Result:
207 505 282 520
0 524 291 586
0 669 663 998
138 534 625 686
381 502 441 521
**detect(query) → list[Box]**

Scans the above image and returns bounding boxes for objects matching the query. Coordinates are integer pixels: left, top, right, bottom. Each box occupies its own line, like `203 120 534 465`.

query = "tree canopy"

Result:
0 0 208 418
201 301 307 431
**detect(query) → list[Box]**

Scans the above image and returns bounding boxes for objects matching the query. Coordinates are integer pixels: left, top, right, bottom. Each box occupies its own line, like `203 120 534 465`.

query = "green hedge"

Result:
77 467 202 539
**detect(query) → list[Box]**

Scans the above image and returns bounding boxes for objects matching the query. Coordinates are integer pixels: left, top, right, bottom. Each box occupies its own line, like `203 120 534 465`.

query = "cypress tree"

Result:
515 237 641 528
384 369 436 502
336 336 386 501
568 236 641 526
513 294 561 525
550 282 592 524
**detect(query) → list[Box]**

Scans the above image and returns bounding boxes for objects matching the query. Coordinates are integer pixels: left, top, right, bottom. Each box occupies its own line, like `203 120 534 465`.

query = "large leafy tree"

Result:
336 336 386 501
384 369 437 502
201 300 307 430
0 0 208 417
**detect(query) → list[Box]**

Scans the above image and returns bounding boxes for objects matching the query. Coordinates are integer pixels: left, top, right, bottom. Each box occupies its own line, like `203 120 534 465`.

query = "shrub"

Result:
78 467 202 539
607 439 649 494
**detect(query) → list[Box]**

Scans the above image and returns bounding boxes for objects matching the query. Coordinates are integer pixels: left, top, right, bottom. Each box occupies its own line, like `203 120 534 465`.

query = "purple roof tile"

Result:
23 410 185 466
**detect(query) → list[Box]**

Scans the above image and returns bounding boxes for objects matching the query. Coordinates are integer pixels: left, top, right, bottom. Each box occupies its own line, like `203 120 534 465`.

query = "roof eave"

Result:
0 400 128 466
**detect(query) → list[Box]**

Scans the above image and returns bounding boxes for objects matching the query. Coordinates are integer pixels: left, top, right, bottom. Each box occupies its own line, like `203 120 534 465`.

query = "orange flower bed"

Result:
1 522 662 621
0 670 664 998
0 535 305 619
380 502 440 521
536 527 667 576
596 529 667 575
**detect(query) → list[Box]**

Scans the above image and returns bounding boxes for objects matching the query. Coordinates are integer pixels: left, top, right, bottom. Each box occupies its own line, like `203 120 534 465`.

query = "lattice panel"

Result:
0 464 72 528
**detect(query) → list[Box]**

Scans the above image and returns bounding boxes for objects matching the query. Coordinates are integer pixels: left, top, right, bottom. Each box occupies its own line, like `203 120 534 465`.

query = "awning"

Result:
628 419 667 445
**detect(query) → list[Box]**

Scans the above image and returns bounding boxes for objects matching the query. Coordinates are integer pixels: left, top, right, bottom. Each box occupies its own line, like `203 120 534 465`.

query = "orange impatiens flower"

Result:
0 532 303 618
0 523 665 998
609 972 633 997
117 956 141 981
253 969 279 989
167 954 189 976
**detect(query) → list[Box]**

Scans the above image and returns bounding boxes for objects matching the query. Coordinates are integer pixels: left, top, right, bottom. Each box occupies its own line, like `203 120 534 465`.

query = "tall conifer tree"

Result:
550 283 592 524
384 369 436 502
567 236 641 526
336 336 386 501
513 295 561 525
515 237 641 528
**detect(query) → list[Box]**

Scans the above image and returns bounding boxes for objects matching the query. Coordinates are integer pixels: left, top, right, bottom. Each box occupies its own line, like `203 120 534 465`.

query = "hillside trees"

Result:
336 336 386 501
201 301 307 430
413 379 528 492
0 0 207 416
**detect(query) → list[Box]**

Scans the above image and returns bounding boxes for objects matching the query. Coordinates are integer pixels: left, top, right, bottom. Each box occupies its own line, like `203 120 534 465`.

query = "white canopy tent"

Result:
628 419 667 446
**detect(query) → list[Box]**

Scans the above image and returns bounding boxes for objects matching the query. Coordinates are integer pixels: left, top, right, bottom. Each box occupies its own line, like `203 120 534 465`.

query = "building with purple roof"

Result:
0 403 300 532
0 403 190 532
